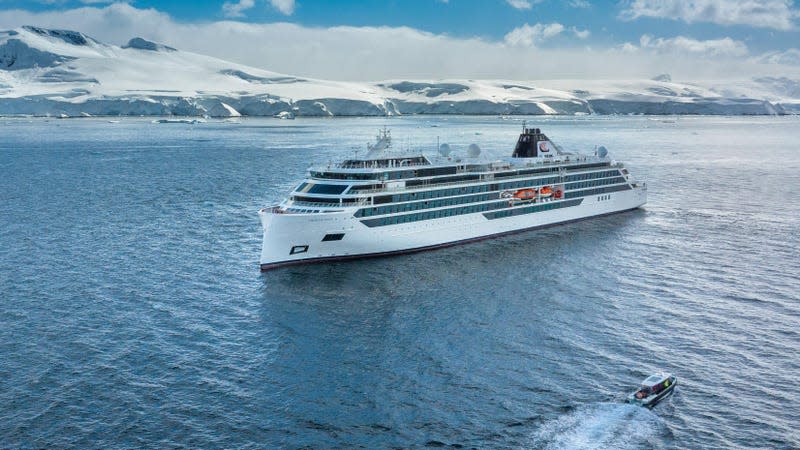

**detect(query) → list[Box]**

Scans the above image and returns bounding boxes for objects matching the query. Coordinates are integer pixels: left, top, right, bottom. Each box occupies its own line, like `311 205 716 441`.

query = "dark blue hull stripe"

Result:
483 198 582 220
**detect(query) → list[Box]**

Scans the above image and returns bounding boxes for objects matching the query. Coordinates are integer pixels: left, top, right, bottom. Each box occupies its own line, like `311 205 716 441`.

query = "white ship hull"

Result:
259 185 646 270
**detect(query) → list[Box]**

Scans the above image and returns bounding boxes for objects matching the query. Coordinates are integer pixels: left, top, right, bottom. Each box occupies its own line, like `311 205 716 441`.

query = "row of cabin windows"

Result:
566 162 610 171
374 184 491 204
372 170 619 205
286 208 321 214
416 166 458 177
362 194 585 228
484 199 582 220
406 173 480 188
563 183 632 199
293 195 362 205
310 171 382 180
293 168 623 207
493 170 617 191
399 167 615 193
494 166 559 179
296 168 619 199
360 183 631 227
347 184 382 192
361 201 507 227
361 173 571 217
358 193 498 217
310 166 471 181
563 170 621 182
297 168 619 200
498 176 561 190
339 156 429 168
357 173 624 215
564 176 627 191
403 163 601 186
310 162 609 182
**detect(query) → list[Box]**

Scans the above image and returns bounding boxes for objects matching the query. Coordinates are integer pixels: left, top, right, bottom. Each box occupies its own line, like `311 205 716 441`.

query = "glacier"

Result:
1 26 799 118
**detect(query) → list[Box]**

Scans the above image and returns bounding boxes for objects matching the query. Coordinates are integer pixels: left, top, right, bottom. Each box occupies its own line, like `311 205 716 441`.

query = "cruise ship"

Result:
259 125 646 270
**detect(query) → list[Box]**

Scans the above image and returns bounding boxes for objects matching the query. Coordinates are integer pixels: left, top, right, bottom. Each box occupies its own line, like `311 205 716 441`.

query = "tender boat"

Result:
628 373 677 408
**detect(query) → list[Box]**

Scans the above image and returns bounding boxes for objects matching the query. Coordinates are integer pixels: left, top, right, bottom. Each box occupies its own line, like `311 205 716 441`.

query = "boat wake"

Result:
529 402 669 450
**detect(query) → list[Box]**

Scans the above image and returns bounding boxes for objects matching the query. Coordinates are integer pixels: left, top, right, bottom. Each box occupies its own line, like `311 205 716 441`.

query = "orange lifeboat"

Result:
513 188 537 201
539 186 553 198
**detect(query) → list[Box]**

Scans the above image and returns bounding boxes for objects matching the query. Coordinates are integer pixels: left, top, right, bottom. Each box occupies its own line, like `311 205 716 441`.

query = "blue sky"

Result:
1 1 799 80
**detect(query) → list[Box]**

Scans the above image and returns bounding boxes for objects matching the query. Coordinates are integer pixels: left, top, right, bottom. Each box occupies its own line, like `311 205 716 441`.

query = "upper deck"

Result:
308 124 596 179
269 125 643 213
308 148 609 187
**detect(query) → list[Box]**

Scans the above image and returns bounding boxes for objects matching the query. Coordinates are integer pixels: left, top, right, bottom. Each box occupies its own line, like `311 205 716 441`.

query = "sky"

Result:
1 0 799 81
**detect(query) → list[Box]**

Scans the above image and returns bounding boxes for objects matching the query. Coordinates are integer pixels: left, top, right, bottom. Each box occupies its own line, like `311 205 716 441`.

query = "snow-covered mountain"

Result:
1 26 799 117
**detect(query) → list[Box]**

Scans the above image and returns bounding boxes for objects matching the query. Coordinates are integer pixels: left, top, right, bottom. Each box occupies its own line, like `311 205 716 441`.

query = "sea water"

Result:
1 115 798 449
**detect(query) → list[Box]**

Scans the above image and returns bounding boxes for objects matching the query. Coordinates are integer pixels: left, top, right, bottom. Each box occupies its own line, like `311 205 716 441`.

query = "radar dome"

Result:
597 146 608 158
467 143 481 158
438 143 452 157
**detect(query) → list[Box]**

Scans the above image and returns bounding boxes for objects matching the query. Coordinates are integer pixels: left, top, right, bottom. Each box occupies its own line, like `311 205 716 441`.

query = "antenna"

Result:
522 120 527 132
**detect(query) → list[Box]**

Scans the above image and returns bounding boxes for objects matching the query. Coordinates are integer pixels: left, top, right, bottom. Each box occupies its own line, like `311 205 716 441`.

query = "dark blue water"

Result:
1 116 799 449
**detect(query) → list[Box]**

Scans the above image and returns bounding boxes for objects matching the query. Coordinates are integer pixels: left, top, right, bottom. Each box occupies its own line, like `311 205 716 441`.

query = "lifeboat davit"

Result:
513 188 537 201
539 186 553 198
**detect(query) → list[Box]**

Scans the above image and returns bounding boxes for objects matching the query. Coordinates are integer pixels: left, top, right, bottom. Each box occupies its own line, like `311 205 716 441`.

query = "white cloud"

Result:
506 0 548 10
620 34 749 59
223 0 293 17
620 0 799 31
506 0 533 10
222 0 255 18
504 22 565 47
571 26 590 39
638 34 749 57
269 0 295 15
0 3 797 80
758 48 800 65
568 0 591 8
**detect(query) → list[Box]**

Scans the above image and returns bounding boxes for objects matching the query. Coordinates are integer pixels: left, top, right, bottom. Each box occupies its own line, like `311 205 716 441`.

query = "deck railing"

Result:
288 198 371 208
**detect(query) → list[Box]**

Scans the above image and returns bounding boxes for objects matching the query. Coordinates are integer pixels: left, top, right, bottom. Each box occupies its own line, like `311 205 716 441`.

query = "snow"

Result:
123 37 176 52
535 102 557 114
1 26 799 117
219 102 241 117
